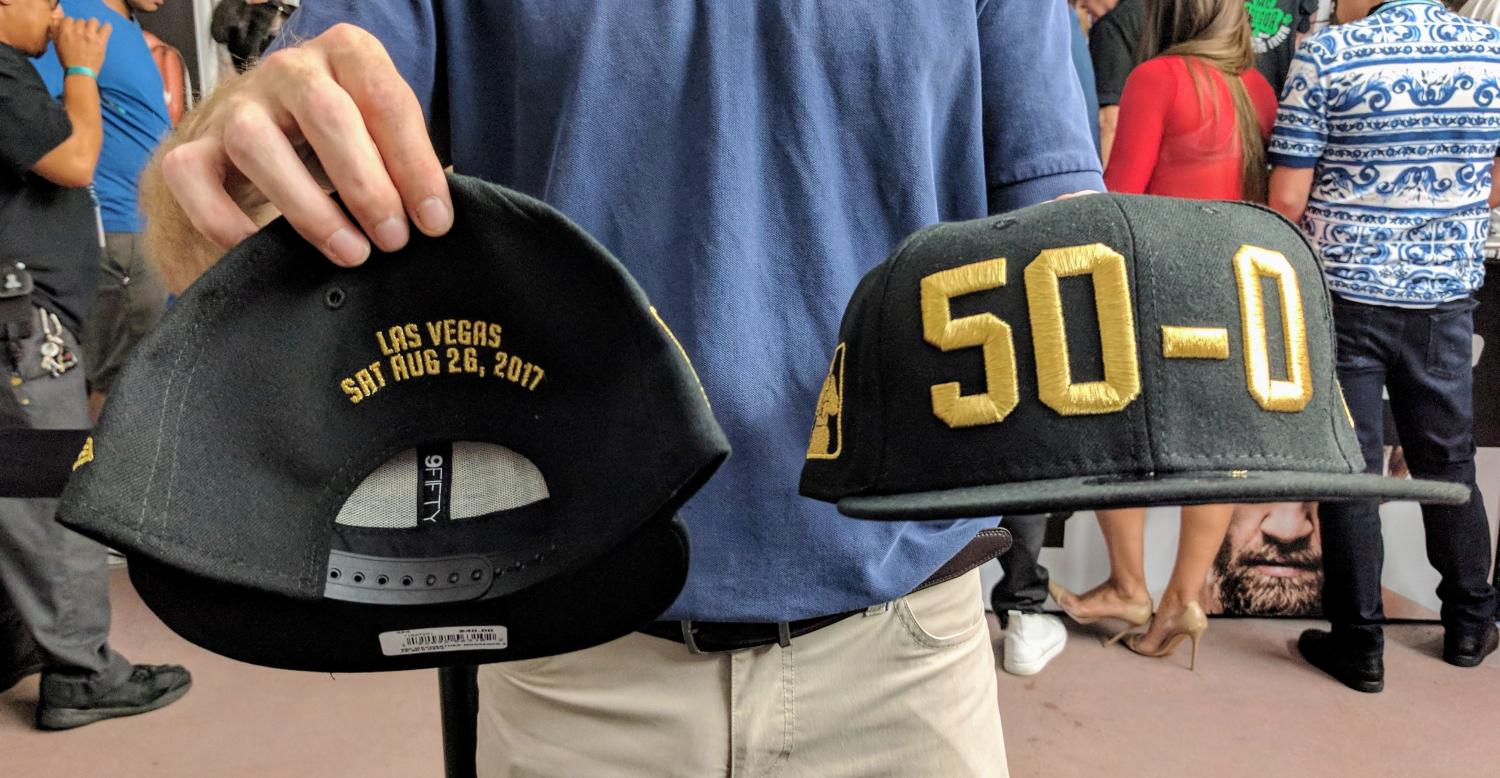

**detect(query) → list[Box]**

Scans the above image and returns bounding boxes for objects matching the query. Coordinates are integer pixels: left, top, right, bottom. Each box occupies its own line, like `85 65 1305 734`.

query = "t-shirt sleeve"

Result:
1102 58 1174 195
0 52 73 177
977 0 1104 213
270 0 447 161
1089 13 1136 106
1267 43 1327 169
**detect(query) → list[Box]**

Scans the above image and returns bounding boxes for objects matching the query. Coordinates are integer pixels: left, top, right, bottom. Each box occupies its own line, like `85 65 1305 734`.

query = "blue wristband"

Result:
64 66 97 80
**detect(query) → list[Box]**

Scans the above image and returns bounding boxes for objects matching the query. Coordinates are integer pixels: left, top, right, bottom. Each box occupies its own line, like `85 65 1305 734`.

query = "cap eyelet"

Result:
448 572 460 584
401 576 413 586
376 575 389 586
352 572 365 583
324 287 347 309
328 568 341 580
425 575 437 586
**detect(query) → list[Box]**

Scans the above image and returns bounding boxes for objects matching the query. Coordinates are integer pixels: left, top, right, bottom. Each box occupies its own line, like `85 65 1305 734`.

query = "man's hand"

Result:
143 24 451 291
54 16 111 72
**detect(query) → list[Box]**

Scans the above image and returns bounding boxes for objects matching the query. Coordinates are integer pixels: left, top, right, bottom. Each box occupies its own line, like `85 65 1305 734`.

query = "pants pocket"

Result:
1425 302 1476 380
896 571 985 649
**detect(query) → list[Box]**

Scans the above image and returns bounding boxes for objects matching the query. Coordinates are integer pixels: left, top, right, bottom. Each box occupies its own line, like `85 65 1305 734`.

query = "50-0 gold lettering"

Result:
919 243 1313 428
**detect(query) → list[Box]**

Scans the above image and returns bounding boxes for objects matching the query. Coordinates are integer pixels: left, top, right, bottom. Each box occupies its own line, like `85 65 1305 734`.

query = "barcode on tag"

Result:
378 626 508 656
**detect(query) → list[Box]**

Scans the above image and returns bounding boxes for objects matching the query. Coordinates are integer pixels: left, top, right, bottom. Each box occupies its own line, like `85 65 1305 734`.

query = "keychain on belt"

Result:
37 308 78 378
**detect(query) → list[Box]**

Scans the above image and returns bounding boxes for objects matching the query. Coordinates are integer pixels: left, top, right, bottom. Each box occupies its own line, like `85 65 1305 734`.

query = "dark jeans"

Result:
991 514 1049 625
1319 295 1496 651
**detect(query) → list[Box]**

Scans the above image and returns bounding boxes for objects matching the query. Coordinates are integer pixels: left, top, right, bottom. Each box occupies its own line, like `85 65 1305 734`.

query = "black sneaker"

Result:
36 664 192 731
1297 629 1383 693
1443 624 1499 668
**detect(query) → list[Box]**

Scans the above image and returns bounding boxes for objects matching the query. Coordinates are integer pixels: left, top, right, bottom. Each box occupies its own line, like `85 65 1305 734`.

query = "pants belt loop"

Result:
776 622 792 648
679 620 702 655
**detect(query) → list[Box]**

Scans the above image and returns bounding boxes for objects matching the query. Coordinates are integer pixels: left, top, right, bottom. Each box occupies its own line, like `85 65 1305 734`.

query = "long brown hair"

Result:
1140 0 1268 202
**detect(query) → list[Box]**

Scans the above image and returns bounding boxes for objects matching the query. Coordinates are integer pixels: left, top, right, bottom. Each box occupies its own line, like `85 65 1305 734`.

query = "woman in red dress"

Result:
1050 0 1278 669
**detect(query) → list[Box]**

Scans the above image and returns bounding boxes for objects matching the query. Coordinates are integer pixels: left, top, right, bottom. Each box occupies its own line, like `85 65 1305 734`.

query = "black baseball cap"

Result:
800 194 1469 519
59 174 729 671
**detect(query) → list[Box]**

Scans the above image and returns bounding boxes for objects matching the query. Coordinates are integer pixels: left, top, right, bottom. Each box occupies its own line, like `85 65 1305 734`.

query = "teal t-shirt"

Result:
35 0 170 234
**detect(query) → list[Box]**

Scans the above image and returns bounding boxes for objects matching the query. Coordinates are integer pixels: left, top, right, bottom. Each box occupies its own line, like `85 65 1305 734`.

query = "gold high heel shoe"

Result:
1047 580 1154 646
1124 601 1209 670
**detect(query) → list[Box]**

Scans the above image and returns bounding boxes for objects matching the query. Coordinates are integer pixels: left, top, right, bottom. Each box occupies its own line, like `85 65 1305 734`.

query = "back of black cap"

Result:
60 174 729 670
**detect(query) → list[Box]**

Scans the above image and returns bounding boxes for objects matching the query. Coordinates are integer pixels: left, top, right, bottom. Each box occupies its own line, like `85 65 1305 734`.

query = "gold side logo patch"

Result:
651 307 710 408
806 343 846 460
73 436 94 470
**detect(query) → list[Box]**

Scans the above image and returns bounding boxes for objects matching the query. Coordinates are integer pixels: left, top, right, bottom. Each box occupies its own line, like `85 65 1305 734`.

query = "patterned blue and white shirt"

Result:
1269 0 1500 307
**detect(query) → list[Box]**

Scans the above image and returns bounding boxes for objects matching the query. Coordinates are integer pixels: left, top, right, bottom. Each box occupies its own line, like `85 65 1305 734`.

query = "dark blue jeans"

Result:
1319 295 1496 651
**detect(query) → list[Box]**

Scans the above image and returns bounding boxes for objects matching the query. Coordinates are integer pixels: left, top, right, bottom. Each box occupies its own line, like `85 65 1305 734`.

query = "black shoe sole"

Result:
1341 677 1384 693
36 680 192 731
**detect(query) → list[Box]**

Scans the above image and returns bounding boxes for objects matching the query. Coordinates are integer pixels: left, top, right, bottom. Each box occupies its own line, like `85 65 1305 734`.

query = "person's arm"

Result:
1266 42 1329 223
30 17 111 188
138 1 446 292
1098 105 1120 166
1101 59 1173 194
977 0 1104 212
1076 0 1120 19
1268 166 1314 222
1087 8 1135 166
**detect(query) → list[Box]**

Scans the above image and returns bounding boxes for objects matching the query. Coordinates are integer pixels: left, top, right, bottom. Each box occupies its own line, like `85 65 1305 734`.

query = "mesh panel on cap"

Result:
335 449 418 528
451 441 549 519
333 443 549 529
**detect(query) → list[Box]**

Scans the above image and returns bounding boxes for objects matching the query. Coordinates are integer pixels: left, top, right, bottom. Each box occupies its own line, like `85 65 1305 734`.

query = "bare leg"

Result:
1052 508 1152 619
1134 503 1234 653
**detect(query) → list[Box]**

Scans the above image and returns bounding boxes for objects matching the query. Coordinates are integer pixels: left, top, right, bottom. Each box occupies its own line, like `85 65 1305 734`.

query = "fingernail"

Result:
328 228 370 266
417 197 452 234
373 216 408 251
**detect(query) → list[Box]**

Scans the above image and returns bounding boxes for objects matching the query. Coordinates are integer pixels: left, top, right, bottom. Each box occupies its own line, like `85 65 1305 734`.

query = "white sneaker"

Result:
1002 610 1066 676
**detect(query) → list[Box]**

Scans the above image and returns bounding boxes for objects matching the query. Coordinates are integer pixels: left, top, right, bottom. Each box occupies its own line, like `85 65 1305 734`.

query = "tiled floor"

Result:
2 570 1498 777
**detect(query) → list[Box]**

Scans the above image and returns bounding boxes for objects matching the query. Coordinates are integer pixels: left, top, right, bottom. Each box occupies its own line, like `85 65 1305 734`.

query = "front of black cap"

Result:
60 174 728 671
801 194 1468 519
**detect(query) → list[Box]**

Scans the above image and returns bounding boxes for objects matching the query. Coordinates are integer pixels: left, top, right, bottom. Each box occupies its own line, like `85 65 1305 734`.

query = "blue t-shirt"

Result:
277 0 1103 621
1269 0 1500 307
34 0 170 234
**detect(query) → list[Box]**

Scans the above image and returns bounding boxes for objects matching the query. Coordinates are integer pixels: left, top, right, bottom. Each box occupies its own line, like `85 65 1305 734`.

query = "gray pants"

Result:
1 306 131 696
84 232 169 395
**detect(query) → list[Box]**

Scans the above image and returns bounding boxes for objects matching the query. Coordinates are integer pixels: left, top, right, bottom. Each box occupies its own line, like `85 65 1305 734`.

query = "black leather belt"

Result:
638 526 1011 653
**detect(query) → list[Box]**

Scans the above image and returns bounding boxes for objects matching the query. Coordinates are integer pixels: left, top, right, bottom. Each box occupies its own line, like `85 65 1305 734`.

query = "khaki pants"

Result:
475 570 1006 777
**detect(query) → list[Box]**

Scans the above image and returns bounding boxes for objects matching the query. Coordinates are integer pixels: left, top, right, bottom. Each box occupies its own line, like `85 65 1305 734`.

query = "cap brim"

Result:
838 470 1471 521
128 512 689 672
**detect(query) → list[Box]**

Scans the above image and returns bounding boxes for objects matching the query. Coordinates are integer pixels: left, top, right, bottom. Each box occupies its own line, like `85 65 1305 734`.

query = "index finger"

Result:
326 34 451 237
